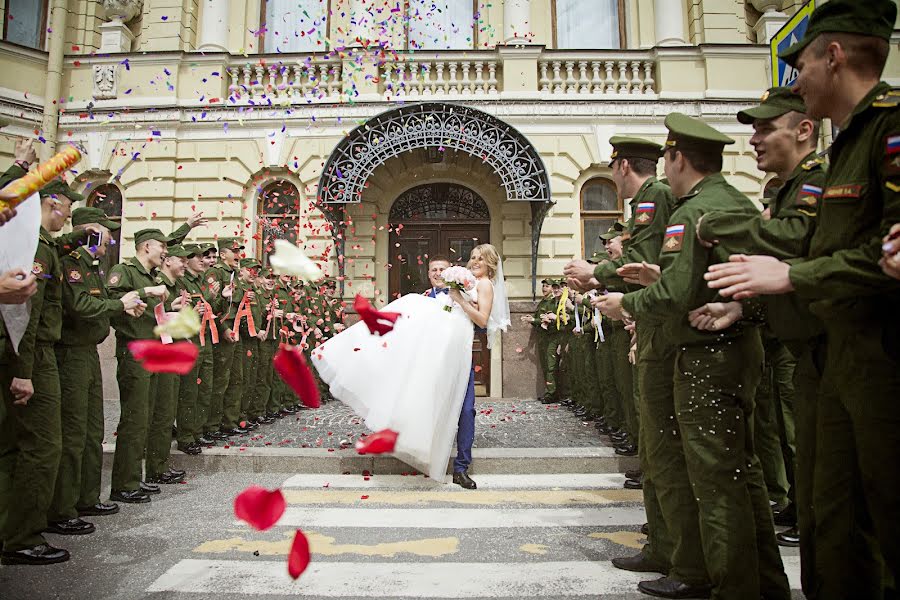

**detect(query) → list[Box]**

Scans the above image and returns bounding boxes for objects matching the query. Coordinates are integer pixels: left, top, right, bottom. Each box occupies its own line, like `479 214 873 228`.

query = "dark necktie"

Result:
434 287 450 295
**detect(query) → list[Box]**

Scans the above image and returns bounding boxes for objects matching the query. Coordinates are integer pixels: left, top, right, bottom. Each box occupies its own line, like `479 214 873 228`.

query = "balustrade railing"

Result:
538 52 656 96
226 59 344 103
379 54 502 99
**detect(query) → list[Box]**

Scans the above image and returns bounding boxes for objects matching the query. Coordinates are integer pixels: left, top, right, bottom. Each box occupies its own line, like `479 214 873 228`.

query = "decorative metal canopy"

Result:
316 102 554 299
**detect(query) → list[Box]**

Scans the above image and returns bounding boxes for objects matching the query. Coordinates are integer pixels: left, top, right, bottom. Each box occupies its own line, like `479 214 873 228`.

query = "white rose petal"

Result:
269 239 325 282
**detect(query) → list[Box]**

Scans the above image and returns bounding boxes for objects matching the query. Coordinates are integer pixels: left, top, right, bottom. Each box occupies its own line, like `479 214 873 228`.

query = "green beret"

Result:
217 237 245 251
239 258 261 269
737 87 809 125
71 206 120 230
39 179 84 203
780 0 897 67
664 112 735 154
134 228 168 246
165 244 195 258
609 136 663 166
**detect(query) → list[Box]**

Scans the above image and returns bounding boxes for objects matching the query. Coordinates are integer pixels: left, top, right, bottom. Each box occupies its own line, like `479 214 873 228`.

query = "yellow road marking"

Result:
194 532 459 558
519 543 549 555
588 531 646 550
282 489 643 506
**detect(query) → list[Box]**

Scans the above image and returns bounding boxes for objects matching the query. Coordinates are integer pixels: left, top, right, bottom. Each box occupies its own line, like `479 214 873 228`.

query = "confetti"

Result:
233 486 286 531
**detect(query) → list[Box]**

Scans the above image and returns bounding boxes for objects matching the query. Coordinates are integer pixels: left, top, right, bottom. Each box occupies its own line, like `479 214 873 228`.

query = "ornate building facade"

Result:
1 0 897 396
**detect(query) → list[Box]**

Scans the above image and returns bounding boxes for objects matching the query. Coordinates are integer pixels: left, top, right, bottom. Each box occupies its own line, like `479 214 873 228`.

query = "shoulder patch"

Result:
67 268 83 283
801 157 825 171
32 260 46 276
873 91 900 108
107 272 122 286
796 184 822 207
662 224 685 252
634 202 656 225
823 184 861 200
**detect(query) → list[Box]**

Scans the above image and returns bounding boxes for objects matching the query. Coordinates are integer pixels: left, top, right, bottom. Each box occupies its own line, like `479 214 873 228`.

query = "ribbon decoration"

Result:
198 298 219 346
232 291 258 341
555 287 570 331
573 298 582 330
594 308 605 343
154 303 174 345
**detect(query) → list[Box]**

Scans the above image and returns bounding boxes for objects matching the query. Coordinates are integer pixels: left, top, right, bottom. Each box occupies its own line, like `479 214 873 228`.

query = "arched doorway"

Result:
388 181 492 395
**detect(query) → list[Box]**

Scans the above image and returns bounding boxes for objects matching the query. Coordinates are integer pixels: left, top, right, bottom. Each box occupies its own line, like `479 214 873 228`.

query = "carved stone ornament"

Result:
749 0 782 13
101 0 144 24
93 64 118 99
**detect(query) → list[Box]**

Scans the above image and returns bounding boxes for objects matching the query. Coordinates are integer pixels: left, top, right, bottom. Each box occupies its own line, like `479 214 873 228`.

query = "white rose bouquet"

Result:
440 265 477 312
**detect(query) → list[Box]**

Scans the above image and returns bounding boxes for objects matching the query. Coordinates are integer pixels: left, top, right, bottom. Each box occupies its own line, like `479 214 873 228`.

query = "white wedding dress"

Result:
311 289 477 482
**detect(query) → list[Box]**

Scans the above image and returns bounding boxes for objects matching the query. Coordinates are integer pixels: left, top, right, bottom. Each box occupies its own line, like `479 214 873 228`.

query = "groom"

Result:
425 255 478 490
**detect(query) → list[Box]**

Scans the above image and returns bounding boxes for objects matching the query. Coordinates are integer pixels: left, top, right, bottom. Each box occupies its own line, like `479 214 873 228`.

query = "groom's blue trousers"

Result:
454 367 476 473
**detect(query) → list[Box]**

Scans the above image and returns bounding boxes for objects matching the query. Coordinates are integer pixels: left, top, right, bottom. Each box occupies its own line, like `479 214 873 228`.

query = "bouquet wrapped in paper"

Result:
439 265 477 312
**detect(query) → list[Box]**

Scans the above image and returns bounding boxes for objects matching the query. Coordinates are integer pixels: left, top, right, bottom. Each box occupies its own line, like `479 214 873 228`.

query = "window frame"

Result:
551 0 626 50
259 0 332 53
404 0 480 51
579 176 623 257
256 179 303 266
2 0 49 51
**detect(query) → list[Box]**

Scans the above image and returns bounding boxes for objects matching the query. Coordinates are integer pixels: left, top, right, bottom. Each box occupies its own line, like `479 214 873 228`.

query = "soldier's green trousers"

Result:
610 321 636 440
672 332 790 600
595 319 622 429
112 337 157 492
567 333 587 409
207 339 235 433
178 342 212 445
242 337 261 420
218 338 245 430
0 345 62 551
145 371 180 479
256 340 277 416
754 339 794 507
49 344 104 521
536 333 558 396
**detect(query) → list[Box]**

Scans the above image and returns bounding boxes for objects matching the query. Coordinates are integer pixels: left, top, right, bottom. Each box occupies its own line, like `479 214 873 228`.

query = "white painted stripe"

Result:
147 559 649 596
281 473 628 490
273 506 646 529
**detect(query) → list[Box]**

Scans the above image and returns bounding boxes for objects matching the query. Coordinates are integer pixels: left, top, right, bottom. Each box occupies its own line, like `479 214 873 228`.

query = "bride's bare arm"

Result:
450 279 493 328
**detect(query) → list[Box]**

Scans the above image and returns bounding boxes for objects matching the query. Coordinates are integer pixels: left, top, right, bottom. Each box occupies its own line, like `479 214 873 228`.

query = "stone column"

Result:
653 0 686 46
40 0 67 161
503 0 532 44
198 0 230 52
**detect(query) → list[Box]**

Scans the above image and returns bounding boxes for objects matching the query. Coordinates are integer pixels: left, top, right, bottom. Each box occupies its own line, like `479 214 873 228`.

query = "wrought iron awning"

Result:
316 102 553 299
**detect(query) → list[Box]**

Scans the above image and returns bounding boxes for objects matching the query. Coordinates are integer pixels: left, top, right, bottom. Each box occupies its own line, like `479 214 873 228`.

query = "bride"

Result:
311 244 510 482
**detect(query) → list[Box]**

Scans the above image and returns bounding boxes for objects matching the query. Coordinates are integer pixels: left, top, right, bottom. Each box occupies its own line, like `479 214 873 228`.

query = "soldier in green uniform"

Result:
542 279 571 402
204 238 248 436
596 114 791 599
254 267 280 421
272 274 301 414
105 229 170 504
523 279 555 402
0 180 81 565
47 207 143 535
237 257 269 426
706 2 900 595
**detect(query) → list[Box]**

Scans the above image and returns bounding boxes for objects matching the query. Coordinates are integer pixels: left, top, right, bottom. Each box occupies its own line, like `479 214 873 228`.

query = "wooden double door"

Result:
388 222 491 395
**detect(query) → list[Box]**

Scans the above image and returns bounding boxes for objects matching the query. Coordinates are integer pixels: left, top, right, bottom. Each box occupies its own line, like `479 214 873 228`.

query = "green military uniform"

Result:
621 113 790 599
528 280 557 400
237 258 264 422
107 229 168 494
253 268 280 418
543 280 571 400
50 207 125 523
271 278 302 411
203 238 246 433
779 2 900 594
0 226 65 552
594 136 676 571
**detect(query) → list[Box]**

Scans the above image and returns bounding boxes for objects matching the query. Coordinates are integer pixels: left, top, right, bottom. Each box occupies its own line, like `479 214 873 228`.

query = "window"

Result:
261 0 329 53
553 0 624 49
408 1 475 50
580 177 622 258
257 180 301 266
86 184 123 274
3 0 48 50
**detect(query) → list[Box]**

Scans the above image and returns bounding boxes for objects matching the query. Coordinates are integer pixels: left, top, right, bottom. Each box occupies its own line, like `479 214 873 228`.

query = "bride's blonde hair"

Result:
468 243 500 280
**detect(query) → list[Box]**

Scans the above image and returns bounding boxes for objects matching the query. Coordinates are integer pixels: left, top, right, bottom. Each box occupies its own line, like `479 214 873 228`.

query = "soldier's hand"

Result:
519 315 532 324
195 302 207 315
13 139 36 166
687 301 743 331
221 284 233 299
224 328 237 342
0 206 17 226
617 262 661 287
143 284 168 300
273 308 284 319
563 259 601 292
0 269 37 304
120 290 141 311
881 224 900 280
246 290 256 301
209 280 221 294
132 303 147 317
10 378 33 405
171 296 186 310
594 292 625 320
705 255 792 299
257 329 268 340
187 212 208 229
695 215 716 248
82 223 109 237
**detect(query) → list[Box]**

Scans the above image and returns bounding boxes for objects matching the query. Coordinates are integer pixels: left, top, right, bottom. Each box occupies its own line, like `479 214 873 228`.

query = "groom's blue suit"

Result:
426 286 477 473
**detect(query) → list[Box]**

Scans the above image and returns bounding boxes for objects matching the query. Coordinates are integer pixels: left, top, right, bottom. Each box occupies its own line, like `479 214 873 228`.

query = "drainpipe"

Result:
40 0 68 161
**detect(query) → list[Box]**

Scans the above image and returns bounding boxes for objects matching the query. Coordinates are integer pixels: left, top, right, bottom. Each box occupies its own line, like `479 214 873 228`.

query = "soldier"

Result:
706 1 900 595
272 273 301 414
204 238 249 437
254 267 281 421
521 279 555 402
597 113 791 599
106 229 170 504
0 180 85 565
236 257 268 427
47 207 143 535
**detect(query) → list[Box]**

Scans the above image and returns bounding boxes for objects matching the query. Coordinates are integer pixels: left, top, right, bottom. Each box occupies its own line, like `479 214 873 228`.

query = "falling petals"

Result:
153 305 200 340
353 294 400 336
355 428 399 455
269 239 324 282
233 486 286 531
288 530 311 580
127 340 198 374
273 345 321 408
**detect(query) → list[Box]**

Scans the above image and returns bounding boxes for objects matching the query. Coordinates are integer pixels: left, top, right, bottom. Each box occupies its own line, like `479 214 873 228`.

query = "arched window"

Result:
261 0 330 53
86 183 123 273
2 0 48 50
580 177 622 258
257 180 302 266
553 0 625 49
408 0 476 50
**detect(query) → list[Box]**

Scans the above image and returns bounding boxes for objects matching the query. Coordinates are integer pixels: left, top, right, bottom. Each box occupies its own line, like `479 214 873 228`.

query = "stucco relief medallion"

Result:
93 64 118 99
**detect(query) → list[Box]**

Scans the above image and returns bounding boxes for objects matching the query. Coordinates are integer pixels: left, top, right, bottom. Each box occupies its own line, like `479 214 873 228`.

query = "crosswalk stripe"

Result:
272 506 647 529
147 559 649 596
282 489 643 506
281 473 628 490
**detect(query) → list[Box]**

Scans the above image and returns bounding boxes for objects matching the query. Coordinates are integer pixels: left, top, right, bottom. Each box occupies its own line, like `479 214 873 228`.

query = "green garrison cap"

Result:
217 237 245 251
166 244 195 258
39 179 84 203
258 266 274 278
199 242 217 254
71 206 120 230
239 257 262 269
182 243 202 256
541 278 553 285
737 87 808 124
609 136 664 166
134 228 168 246
599 221 626 240
780 0 897 67
589 248 610 263
664 112 735 154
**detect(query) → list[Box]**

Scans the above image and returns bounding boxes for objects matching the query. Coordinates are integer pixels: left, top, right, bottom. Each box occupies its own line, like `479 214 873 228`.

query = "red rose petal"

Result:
353 294 400 336
355 429 399 455
233 486 286 531
128 340 199 374
273 345 321 408
287 530 311 580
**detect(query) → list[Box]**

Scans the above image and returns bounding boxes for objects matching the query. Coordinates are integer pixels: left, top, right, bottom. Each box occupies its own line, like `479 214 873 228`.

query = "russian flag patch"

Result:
887 134 900 155
663 224 685 252
635 202 655 224
797 183 823 206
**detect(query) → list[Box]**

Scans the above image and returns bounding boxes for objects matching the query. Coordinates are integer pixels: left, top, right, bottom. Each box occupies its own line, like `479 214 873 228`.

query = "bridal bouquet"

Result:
440 265 477 312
